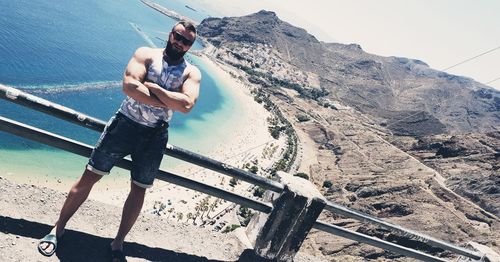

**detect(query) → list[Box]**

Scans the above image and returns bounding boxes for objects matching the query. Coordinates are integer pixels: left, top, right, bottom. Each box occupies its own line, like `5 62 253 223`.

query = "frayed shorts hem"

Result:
132 179 153 189
86 164 109 176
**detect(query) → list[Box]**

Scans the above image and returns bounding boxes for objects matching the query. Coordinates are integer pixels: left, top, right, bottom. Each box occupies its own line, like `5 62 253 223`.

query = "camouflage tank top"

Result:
118 55 188 127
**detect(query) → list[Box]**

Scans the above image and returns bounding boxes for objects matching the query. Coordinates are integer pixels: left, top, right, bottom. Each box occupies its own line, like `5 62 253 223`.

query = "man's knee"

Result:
73 169 103 190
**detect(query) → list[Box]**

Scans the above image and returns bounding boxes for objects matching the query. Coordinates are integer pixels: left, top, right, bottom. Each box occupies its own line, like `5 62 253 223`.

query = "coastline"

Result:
0 0 288 230
140 0 198 25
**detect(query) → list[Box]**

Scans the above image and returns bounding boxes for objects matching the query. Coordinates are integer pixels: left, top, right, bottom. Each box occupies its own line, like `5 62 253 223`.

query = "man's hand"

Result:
142 82 168 108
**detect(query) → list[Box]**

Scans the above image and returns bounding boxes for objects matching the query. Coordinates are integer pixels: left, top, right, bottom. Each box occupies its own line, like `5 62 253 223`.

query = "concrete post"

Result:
246 171 326 261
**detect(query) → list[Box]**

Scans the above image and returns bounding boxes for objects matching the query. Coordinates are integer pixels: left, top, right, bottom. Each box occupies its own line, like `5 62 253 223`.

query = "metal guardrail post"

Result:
247 172 327 261
0 84 284 192
0 115 273 214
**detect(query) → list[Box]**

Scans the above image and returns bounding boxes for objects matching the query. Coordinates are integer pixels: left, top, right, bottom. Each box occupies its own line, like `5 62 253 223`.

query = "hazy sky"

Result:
194 0 500 90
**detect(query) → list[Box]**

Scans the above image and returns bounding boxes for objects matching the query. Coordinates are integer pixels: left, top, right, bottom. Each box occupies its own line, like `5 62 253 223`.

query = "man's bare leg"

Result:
40 169 103 253
110 182 146 251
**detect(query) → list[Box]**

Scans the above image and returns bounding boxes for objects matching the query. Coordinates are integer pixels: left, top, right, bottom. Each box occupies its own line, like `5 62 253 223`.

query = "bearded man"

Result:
38 20 201 262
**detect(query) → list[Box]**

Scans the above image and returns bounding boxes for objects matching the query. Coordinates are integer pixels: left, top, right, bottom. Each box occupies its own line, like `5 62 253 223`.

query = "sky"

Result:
193 0 500 90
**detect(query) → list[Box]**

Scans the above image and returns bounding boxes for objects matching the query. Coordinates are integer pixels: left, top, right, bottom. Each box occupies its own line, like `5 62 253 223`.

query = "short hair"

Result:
173 20 197 35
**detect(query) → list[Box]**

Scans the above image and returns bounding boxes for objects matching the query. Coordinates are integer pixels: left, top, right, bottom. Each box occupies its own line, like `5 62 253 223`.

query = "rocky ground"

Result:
267 88 500 261
389 132 499 217
194 41 500 261
0 176 325 262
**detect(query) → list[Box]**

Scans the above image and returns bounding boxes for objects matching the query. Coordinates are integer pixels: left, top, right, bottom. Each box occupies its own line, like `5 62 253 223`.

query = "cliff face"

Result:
198 10 499 136
197 10 500 260
199 10 320 51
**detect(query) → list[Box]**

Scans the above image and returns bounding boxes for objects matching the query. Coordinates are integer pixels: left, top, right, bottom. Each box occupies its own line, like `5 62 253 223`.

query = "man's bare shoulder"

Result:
186 63 201 80
133 47 163 61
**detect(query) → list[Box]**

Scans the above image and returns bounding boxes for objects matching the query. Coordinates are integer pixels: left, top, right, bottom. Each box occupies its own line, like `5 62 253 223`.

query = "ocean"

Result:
0 0 243 181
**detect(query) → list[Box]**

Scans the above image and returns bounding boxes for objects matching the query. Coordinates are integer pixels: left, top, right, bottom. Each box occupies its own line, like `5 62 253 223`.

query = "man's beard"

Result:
164 41 187 61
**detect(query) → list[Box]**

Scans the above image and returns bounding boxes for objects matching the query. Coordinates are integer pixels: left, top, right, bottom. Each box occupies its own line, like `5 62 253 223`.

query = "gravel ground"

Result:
0 176 326 262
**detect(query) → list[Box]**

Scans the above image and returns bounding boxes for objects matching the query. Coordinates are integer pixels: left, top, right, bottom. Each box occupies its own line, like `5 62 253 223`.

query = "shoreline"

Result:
0 0 291 229
140 0 198 25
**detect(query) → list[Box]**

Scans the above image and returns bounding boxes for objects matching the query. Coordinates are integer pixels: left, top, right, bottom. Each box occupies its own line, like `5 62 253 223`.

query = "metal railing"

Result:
323 203 482 260
0 85 483 261
0 115 273 213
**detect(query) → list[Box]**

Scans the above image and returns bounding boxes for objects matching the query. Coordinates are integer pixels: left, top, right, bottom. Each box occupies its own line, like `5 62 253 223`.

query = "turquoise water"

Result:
0 0 241 181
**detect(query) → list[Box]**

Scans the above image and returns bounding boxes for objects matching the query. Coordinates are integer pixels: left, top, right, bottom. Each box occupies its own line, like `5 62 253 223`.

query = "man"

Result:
37 20 201 262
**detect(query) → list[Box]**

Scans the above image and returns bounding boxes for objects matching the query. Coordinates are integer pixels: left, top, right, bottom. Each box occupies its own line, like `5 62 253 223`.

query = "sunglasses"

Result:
171 31 194 46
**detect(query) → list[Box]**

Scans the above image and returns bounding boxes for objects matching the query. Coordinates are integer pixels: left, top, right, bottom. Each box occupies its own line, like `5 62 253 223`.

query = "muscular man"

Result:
38 20 201 262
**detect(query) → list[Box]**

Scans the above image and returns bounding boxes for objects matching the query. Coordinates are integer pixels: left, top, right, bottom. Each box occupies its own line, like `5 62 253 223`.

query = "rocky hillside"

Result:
198 10 499 136
197 10 500 261
389 132 500 216
265 89 500 260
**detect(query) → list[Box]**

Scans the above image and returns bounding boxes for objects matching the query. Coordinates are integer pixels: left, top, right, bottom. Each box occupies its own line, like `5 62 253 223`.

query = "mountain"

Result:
198 10 499 136
197 10 500 260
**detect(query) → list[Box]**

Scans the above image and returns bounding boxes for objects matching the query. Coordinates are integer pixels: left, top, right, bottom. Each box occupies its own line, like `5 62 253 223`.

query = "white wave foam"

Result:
129 22 157 48
12 81 122 93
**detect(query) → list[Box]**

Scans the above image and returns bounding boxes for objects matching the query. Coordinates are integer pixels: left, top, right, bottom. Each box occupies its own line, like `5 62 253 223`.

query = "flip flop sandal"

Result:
37 234 58 257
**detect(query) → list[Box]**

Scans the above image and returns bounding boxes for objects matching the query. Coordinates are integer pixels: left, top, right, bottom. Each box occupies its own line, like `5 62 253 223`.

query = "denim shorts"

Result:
87 112 169 188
